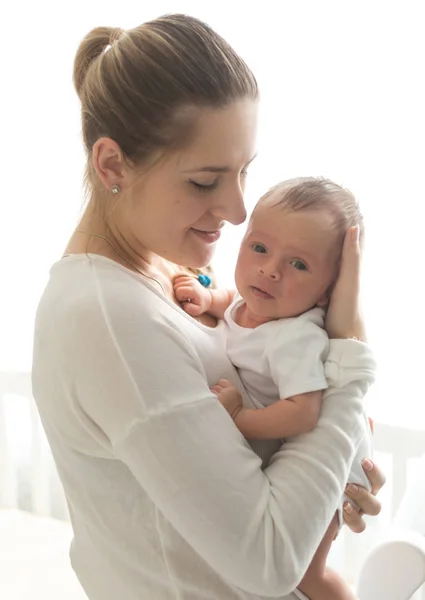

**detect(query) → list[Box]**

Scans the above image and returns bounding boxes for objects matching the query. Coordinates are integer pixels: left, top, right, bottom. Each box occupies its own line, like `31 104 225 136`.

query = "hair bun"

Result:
73 26 124 99
109 27 124 45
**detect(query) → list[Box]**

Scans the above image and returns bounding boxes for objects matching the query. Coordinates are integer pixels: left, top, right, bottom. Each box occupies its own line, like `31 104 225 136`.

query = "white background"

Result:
1 0 425 430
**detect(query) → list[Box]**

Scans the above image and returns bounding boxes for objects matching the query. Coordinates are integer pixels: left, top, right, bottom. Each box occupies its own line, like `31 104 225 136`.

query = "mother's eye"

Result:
189 179 219 192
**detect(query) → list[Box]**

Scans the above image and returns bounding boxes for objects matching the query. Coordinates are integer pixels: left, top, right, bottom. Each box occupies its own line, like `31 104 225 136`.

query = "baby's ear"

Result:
318 259 341 308
316 293 330 308
316 282 335 308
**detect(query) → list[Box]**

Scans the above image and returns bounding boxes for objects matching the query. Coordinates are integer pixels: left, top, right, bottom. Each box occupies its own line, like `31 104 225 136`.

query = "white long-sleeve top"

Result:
32 254 376 600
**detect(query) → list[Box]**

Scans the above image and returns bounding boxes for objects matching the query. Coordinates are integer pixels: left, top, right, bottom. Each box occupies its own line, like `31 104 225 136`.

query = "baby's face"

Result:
235 206 341 321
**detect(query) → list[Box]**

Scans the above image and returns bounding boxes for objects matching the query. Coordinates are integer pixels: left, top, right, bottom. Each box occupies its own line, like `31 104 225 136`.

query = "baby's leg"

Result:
298 514 357 600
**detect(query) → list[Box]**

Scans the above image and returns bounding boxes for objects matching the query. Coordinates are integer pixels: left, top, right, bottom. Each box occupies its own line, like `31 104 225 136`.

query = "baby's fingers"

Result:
216 378 232 388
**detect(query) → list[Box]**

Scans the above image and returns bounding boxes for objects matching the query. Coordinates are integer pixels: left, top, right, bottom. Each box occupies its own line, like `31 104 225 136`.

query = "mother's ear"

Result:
92 136 126 192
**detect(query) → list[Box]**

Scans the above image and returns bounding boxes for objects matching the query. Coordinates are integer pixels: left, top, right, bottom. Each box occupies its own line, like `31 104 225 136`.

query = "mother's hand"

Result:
326 226 366 341
343 458 386 533
326 228 383 532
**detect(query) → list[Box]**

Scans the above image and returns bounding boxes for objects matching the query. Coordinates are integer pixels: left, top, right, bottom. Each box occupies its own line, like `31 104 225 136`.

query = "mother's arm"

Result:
326 225 385 533
70 302 375 598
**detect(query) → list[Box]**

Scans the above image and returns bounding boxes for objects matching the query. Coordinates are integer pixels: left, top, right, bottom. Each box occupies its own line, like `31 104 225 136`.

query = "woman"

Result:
32 14 384 600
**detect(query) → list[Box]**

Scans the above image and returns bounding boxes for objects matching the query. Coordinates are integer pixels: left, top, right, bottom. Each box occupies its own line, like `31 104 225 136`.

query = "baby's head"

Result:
235 177 363 321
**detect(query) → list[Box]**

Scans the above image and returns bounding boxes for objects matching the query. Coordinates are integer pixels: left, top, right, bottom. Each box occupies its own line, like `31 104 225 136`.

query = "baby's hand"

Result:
173 274 211 317
211 379 243 421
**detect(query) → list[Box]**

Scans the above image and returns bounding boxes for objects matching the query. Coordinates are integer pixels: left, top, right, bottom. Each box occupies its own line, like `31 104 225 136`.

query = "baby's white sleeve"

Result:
267 313 329 399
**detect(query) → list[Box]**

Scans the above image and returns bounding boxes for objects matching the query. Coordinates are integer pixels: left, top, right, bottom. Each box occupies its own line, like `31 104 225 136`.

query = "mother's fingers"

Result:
325 225 365 341
337 226 361 290
345 484 382 517
362 458 387 496
343 502 366 534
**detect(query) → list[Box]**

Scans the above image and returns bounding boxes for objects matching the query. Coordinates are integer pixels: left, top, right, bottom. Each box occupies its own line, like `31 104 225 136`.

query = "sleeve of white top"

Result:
71 286 376 597
267 315 330 399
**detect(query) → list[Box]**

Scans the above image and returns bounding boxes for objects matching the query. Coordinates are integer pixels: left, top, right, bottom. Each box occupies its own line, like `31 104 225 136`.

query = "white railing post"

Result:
29 399 51 516
1 370 425 598
0 388 18 509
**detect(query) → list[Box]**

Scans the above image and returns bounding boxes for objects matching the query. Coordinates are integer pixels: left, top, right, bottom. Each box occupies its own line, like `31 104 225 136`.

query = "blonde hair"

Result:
73 14 258 196
257 177 364 244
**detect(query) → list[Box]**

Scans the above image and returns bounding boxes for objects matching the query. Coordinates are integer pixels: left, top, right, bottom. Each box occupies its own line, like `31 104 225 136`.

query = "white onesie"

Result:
224 298 372 510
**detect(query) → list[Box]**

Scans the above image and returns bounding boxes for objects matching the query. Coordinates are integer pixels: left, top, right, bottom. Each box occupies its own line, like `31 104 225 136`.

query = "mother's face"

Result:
117 100 258 268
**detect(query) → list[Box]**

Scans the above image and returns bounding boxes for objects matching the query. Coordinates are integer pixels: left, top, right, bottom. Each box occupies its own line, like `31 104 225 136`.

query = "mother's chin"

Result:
181 232 220 268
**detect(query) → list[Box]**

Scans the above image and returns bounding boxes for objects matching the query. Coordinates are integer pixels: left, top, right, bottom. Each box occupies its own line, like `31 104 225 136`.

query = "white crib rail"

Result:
0 375 19 509
2 370 425 519
1 370 425 597
374 423 425 518
0 371 61 517
0 372 32 510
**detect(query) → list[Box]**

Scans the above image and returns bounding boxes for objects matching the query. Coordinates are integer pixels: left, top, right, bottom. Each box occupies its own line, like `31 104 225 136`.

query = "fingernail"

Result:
362 458 373 472
346 484 359 495
344 502 353 514
351 225 359 242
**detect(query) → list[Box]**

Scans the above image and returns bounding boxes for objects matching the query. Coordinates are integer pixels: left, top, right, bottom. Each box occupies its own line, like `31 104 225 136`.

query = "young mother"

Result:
32 14 384 600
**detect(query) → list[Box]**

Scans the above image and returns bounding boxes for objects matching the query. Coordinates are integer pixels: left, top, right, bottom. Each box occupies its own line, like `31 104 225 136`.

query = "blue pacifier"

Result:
197 274 212 288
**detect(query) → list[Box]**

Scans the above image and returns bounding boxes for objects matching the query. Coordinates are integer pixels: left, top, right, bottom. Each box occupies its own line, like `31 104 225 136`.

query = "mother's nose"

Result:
215 186 247 226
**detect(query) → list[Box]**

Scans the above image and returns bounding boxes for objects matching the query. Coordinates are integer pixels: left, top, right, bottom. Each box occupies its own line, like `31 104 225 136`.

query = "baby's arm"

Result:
173 274 235 319
212 379 323 440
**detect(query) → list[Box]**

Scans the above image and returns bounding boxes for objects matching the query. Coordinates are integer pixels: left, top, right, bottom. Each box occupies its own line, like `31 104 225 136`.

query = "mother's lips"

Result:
191 229 222 243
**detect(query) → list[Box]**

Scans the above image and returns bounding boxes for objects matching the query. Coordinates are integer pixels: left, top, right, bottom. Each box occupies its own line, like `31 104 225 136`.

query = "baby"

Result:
174 177 373 600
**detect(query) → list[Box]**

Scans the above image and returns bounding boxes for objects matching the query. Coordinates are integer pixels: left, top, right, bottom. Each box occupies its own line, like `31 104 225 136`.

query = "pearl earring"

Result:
111 184 121 195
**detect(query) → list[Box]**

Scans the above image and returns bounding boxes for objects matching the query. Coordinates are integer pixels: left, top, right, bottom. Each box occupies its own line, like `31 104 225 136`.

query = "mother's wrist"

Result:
327 323 367 342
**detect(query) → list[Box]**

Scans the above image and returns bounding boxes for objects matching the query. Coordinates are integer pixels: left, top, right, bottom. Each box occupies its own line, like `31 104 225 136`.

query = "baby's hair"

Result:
257 177 364 245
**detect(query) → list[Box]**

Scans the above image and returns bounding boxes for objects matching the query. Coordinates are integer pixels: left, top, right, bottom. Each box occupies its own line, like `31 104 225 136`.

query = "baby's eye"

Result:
290 259 308 271
252 243 267 254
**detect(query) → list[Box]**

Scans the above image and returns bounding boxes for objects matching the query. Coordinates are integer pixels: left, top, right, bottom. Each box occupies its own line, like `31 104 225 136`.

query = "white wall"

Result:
2 1 424 429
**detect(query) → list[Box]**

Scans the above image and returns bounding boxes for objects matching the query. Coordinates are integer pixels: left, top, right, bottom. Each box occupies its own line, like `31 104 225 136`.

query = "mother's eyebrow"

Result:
183 153 258 174
183 165 231 173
